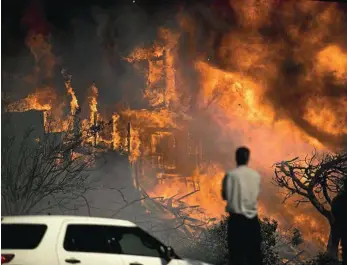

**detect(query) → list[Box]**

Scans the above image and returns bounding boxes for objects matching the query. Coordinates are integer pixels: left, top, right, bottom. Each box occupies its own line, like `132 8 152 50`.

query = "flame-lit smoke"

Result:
21 0 55 82
24 33 56 81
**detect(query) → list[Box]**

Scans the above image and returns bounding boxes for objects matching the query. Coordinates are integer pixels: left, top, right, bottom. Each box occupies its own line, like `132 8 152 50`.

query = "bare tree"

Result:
1 127 96 215
272 151 347 258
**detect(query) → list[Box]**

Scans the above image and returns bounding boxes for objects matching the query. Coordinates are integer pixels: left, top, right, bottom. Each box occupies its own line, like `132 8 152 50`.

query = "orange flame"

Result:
128 125 141 163
89 83 99 125
112 113 121 150
65 80 79 116
316 45 347 80
5 89 53 113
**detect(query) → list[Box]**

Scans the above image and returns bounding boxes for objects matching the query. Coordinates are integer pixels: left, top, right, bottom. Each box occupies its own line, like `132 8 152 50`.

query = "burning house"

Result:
2 0 347 255
2 45 210 242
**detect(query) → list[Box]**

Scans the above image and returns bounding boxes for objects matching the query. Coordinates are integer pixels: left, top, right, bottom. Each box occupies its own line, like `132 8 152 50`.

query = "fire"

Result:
129 125 141 163
195 60 327 155
195 61 275 123
5 0 347 250
89 83 99 125
5 87 57 131
62 69 79 116
149 163 226 220
66 85 79 116
138 0 345 246
316 45 347 80
125 28 180 109
88 83 100 145
5 88 54 112
121 108 179 129
304 97 347 136
112 114 121 150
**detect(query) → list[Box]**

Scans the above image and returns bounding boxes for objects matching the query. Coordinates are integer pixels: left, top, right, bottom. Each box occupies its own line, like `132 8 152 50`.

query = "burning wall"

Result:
3 0 347 250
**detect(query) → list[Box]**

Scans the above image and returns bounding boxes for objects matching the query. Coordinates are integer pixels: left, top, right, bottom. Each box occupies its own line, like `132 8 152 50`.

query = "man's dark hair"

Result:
236 146 250 166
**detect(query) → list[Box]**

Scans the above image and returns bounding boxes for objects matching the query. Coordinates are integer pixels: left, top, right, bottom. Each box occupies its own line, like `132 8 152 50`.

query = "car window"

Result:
105 226 164 258
63 224 166 258
63 225 113 253
1 224 47 249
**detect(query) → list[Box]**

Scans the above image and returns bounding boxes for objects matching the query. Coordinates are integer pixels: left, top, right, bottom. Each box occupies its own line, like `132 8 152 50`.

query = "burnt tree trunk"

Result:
327 218 340 259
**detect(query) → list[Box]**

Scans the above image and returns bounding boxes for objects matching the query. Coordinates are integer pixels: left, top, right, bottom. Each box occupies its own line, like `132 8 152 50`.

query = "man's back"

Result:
332 190 347 264
224 165 261 219
223 147 263 265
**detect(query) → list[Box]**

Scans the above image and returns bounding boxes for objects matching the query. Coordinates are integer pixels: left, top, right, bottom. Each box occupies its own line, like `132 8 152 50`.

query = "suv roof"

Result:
1 215 137 227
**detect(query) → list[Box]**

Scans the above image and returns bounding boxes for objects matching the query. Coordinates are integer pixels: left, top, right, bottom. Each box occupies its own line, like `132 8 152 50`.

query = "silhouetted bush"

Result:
181 214 344 265
181 215 286 265
304 253 342 265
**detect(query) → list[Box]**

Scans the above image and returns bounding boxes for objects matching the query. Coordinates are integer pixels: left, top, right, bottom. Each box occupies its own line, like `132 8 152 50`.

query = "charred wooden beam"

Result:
127 121 131 153
176 190 200 201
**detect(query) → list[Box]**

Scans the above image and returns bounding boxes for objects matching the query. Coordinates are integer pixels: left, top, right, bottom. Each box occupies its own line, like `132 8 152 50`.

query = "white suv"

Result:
1 215 212 265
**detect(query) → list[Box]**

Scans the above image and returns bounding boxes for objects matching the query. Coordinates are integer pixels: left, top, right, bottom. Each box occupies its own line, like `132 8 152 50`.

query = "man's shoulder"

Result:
225 171 235 178
247 167 261 178
226 166 261 177
225 170 239 181
233 166 260 175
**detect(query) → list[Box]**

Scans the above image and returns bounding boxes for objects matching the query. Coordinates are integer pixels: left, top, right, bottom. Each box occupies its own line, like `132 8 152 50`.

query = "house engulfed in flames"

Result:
3 31 216 240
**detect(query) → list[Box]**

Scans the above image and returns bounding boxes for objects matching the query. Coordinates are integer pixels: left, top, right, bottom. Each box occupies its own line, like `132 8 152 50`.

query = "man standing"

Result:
331 177 347 264
222 146 262 265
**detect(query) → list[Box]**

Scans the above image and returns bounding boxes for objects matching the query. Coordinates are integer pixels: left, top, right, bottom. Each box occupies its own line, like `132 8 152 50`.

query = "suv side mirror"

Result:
166 246 176 260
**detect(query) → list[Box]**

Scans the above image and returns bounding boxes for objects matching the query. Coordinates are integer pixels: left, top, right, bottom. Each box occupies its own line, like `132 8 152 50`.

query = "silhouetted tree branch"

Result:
109 187 163 218
272 151 347 258
1 127 97 215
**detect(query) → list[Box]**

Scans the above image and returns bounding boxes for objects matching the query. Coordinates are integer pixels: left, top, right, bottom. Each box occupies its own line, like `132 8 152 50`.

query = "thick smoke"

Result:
178 1 347 150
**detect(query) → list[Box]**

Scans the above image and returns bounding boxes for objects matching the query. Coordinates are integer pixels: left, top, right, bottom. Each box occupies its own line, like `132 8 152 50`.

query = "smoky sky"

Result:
2 0 191 109
2 0 188 55
2 0 347 150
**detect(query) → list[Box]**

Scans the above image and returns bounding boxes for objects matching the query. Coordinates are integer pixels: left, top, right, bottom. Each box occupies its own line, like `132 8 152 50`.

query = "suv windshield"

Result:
1 224 48 249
